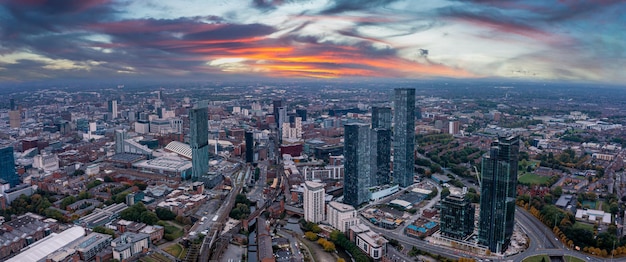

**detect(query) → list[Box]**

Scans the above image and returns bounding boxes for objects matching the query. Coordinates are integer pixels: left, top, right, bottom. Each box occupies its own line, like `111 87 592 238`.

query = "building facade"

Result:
393 88 415 187
0 145 18 187
440 192 475 240
327 201 359 233
112 232 150 261
478 136 519 254
245 131 254 163
303 181 325 223
343 123 373 207
189 106 209 180
108 100 118 119
373 128 391 186
371 106 392 130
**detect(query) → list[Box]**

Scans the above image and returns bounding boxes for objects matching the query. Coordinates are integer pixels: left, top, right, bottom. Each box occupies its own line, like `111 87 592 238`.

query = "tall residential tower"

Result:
393 88 415 187
343 123 374 207
478 136 519 254
189 106 209 180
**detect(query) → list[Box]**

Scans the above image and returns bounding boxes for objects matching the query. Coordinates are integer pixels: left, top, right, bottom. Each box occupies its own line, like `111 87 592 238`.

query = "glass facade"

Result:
373 128 391 186
189 107 209 180
0 145 18 187
343 123 373 207
478 136 519 254
372 106 392 130
393 88 415 188
440 193 475 240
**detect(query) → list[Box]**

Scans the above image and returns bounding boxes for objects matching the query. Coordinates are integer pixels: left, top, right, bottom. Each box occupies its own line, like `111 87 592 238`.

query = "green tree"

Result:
155 207 177 220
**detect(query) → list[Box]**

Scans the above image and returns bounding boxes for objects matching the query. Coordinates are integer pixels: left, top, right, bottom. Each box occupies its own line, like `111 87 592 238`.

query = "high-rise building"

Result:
245 131 254 163
304 181 325 223
115 129 127 154
189 106 209 180
344 123 373 207
372 128 391 186
478 136 519 254
372 106 392 130
108 100 118 119
393 88 415 188
0 145 19 187
273 99 283 123
327 201 359 233
440 191 475 240
8 110 20 128
296 108 307 122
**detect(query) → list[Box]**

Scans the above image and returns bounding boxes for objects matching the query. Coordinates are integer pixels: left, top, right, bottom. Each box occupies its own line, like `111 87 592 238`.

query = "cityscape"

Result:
1 1 626 262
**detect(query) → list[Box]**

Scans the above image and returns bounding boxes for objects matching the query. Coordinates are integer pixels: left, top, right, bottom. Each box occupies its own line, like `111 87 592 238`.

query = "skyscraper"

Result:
478 136 519 254
189 106 209 180
344 123 373 207
115 129 127 154
304 181 325 223
440 191 475 240
245 131 254 163
393 88 415 188
108 100 118 119
273 99 283 123
373 128 391 186
0 145 18 187
371 106 392 129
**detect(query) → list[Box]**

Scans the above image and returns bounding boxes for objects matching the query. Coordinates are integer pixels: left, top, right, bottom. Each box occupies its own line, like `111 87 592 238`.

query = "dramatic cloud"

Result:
0 0 624 83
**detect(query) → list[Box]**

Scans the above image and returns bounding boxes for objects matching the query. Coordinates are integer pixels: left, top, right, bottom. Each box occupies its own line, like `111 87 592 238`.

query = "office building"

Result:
304 181 325 223
343 123 373 207
440 191 475 240
296 108 307 122
327 201 359 233
115 129 127 154
478 136 519 254
373 128 391 186
273 99 283 123
189 106 209 180
0 145 18 187
8 110 20 128
245 130 254 163
108 100 118 119
371 106 392 129
111 232 150 261
393 88 415 188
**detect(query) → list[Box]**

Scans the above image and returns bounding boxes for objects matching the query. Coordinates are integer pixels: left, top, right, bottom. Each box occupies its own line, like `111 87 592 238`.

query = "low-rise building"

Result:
111 232 150 262
327 201 359 233
350 224 388 260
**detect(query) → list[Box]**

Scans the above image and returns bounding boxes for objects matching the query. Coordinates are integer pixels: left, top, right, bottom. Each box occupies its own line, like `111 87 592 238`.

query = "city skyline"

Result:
1 0 625 83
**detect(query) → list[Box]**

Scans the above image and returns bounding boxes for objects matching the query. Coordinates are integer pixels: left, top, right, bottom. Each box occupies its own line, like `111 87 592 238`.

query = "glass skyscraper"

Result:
393 88 415 188
0 145 18 187
372 106 392 186
343 123 373 207
189 106 209 180
372 106 392 130
373 128 391 186
478 136 519 254
440 192 475 240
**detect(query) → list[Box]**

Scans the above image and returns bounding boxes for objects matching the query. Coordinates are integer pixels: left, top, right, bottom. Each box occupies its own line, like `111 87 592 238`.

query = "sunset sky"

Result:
0 0 624 83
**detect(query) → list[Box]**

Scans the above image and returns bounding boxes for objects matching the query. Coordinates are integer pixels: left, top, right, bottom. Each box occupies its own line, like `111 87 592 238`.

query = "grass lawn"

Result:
573 222 594 231
164 244 183 257
523 255 549 262
518 173 552 185
162 221 184 240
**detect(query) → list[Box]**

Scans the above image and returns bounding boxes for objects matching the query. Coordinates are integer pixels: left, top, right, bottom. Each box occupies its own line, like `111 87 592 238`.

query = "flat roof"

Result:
7 226 85 262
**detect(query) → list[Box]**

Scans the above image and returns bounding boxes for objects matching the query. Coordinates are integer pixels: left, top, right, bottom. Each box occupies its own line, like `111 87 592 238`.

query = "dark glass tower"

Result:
393 88 415 188
440 192 475 240
189 106 209 180
372 106 392 130
373 128 391 186
0 145 18 187
478 136 519 254
245 131 254 163
343 123 373 207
